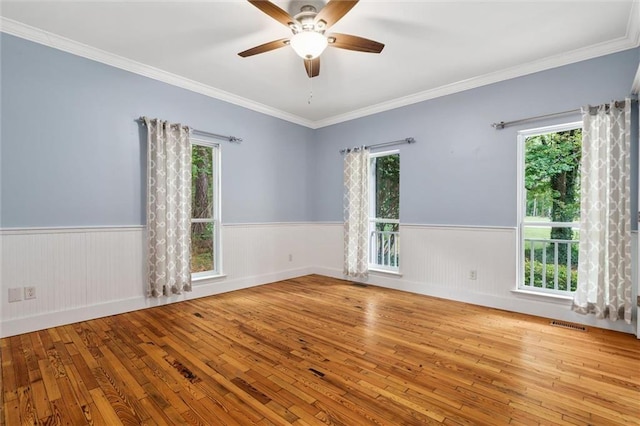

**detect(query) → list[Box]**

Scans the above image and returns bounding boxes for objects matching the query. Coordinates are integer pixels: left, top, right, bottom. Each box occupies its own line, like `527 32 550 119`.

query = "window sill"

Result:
511 288 573 302
369 268 403 277
192 273 227 284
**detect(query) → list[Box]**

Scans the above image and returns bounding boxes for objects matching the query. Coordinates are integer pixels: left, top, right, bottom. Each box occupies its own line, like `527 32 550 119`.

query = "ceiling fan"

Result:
238 0 385 78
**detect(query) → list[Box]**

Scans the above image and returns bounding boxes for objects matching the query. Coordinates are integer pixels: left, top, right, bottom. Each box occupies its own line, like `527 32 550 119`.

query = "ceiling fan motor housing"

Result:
291 5 325 33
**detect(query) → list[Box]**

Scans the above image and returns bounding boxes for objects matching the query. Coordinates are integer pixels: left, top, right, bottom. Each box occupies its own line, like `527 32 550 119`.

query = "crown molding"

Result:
313 1 640 128
314 27 640 128
2 10 639 131
630 1 640 95
628 0 640 46
0 17 314 128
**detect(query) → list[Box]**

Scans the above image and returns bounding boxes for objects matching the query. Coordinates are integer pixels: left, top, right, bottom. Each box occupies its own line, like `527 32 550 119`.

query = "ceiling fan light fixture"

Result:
290 31 328 60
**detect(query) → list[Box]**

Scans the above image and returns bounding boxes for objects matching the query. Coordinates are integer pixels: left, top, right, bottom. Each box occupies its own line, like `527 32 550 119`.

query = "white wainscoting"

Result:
0 223 314 338
1 223 637 337
1 226 146 336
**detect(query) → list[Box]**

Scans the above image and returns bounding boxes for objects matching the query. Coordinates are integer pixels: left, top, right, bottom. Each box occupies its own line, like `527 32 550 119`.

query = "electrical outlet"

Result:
24 286 36 300
8 288 22 302
288 254 293 262
469 270 477 280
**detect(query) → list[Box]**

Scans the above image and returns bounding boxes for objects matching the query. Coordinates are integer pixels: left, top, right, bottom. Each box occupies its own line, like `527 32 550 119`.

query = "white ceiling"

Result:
1 1 639 128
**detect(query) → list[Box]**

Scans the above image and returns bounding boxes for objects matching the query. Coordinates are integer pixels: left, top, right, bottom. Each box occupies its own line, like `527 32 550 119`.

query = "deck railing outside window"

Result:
369 219 399 270
522 223 578 296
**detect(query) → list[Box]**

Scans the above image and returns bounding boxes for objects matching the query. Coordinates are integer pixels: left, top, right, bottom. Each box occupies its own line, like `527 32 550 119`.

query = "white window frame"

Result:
516 121 581 295
369 149 400 273
191 138 223 279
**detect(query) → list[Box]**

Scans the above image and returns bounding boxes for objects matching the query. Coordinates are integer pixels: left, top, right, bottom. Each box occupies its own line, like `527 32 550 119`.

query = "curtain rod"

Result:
339 137 415 154
491 108 580 130
137 116 242 143
491 99 636 130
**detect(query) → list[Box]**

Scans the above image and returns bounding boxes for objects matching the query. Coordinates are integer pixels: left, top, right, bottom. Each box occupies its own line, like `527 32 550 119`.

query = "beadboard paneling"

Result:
1 227 144 323
1 223 637 337
0 224 313 337
400 225 516 297
223 223 312 281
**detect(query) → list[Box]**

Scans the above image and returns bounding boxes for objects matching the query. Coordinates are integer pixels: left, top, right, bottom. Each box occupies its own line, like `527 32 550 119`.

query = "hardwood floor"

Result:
2 274 639 425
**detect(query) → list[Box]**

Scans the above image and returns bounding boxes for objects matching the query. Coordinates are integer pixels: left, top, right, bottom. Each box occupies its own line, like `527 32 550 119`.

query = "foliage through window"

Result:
191 140 221 275
519 123 581 294
369 152 400 270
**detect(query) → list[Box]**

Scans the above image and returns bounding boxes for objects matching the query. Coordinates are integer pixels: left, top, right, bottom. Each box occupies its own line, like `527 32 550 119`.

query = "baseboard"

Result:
313 266 637 336
0 266 313 338
1 264 635 338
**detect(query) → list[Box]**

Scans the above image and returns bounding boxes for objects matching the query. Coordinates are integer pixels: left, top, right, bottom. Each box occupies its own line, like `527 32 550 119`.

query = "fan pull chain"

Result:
308 77 313 104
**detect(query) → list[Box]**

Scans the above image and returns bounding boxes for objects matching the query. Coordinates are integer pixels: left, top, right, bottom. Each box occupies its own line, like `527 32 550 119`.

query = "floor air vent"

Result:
550 320 587 332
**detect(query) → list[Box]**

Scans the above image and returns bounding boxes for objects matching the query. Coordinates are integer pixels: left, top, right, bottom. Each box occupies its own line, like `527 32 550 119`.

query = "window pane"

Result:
374 154 399 220
371 221 400 267
370 152 400 270
521 126 581 294
522 227 578 292
524 129 581 223
192 145 213 219
191 222 214 273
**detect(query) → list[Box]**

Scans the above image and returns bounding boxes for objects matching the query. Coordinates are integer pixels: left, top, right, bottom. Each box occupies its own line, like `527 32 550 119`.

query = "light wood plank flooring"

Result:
2 275 639 425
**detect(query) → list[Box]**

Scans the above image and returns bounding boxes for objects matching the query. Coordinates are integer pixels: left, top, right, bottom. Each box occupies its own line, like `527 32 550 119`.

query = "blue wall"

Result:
311 48 639 226
1 33 638 228
0 34 314 227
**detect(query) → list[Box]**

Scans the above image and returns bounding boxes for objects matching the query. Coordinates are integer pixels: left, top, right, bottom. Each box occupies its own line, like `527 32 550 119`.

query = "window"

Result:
518 122 582 295
191 139 221 277
369 151 400 271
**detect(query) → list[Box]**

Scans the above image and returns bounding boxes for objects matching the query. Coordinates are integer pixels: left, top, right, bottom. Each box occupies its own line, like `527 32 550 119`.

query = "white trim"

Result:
510 289 573 302
217 147 224 275
631 0 640 95
190 140 222 275
524 222 579 228
370 218 400 224
2 16 638 130
192 273 227 283
632 63 640 95
222 222 321 227
369 149 399 159
313 265 635 335
368 268 403 278
368 151 400 271
0 266 312 338
517 127 526 291
517 121 583 139
68 222 522 231
400 223 516 231
628 0 640 46
0 223 520 233
516 121 583 293
313 36 640 129
190 137 220 149
0 18 314 129
0 225 145 235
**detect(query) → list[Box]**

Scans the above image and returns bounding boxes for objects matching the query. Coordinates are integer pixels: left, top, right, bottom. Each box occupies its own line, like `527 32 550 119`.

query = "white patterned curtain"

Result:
343 148 370 278
145 117 192 297
572 100 631 323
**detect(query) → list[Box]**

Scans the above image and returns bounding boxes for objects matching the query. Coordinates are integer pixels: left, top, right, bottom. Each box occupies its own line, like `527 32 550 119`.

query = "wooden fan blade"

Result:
315 0 359 29
248 0 295 27
327 33 384 53
304 58 320 78
238 38 289 57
